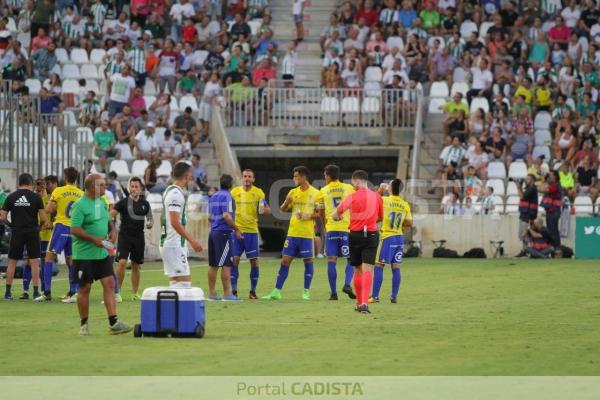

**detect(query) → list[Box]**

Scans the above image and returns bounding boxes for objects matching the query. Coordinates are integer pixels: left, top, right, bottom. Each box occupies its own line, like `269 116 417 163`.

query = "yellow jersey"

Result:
40 194 52 242
319 181 354 232
49 184 84 227
231 185 266 233
381 195 412 239
286 185 322 239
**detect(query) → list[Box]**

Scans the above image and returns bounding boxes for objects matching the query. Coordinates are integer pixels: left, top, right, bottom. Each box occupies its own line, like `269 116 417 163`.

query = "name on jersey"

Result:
326 188 346 195
58 191 82 198
388 201 407 210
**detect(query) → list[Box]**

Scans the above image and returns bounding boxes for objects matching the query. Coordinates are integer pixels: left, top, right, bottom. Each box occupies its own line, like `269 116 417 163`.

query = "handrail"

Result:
210 101 242 183
408 94 424 196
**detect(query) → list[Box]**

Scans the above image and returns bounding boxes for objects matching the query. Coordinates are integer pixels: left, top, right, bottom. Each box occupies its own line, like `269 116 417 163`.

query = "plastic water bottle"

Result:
102 240 116 256
258 199 266 215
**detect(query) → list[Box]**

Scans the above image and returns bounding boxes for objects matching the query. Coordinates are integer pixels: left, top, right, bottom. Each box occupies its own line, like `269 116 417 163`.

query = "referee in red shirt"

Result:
332 170 383 313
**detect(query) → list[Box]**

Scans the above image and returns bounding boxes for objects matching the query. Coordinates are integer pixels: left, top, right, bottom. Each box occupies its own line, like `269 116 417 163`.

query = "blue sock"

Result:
372 266 384 298
40 263 45 292
231 266 239 292
22 265 31 291
391 268 401 299
275 265 289 290
43 261 54 294
344 263 354 286
327 261 337 294
304 261 314 290
113 273 119 294
67 262 79 293
249 267 259 292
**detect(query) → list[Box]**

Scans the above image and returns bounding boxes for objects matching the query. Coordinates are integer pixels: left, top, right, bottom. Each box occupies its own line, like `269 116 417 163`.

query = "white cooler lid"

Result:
141 287 205 301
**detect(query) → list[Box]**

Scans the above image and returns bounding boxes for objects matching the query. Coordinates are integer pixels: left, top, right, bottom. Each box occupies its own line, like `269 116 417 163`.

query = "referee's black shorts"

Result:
348 231 379 267
73 257 114 285
116 232 145 265
8 229 41 260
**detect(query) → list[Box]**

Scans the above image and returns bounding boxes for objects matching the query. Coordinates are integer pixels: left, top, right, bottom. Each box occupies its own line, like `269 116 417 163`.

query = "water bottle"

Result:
258 199 266 215
102 240 116 256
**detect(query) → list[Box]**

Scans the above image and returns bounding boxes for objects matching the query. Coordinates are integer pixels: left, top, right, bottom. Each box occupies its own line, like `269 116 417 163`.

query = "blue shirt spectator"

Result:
209 189 235 231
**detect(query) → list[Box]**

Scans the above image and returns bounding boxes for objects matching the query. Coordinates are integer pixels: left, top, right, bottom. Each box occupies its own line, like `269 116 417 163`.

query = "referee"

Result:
331 170 383 314
70 174 131 335
1 173 46 301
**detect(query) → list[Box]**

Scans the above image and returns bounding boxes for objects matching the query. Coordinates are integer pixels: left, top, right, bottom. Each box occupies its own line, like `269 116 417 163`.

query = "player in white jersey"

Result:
160 162 203 287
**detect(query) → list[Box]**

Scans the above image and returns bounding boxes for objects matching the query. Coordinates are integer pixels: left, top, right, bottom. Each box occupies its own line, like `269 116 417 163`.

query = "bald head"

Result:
84 173 106 198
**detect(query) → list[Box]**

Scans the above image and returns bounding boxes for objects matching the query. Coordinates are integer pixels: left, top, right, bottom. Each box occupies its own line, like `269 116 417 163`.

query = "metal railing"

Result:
408 95 425 196
0 81 91 179
210 103 242 183
223 87 418 129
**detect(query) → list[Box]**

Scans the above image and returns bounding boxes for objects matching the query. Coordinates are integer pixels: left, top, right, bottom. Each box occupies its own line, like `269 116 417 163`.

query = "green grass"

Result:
1 258 600 376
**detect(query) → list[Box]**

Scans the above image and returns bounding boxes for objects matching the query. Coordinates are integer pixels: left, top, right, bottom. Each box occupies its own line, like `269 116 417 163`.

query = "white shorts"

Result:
160 246 190 278
199 102 212 122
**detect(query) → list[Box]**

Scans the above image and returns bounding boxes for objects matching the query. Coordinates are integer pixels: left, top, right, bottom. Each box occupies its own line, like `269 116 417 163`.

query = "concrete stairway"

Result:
415 112 445 214
269 0 337 87
195 142 221 188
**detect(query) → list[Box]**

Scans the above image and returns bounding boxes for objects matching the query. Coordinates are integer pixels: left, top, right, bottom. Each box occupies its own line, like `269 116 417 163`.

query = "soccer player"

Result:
42 167 84 302
318 165 356 300
230 169 271 299
262 166 322 300
1 173 46 301
332 170 383 314
160 162 203 287
370 179 412 304
207 174 242 301
111 177 153 300
70 173 131 335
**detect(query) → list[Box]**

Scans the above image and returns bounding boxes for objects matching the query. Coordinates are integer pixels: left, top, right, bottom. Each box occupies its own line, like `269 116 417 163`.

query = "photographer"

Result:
525 218 555 259
516 174 538 257
540 171 562 246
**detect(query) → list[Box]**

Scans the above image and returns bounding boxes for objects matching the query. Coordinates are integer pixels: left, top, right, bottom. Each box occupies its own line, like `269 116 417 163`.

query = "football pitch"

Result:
1 257 599 376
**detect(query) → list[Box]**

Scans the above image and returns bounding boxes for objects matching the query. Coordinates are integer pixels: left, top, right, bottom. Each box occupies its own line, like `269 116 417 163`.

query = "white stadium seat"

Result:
532 145 551 160
508 161 528 179
341 97 360 125
364 81 381 97
109 160 131 179
61 79 80 94
534 112 552 130
452 67 468 83
470 97 489 114
450 82 469 97
386 36 404 52
90 49 106 64
179 95 199 113
81 64 100 80
505 196 520 214
486 179 505 197
146 193 162 203
430 81 449 98
428 97 446 114
365 66 382 82
361 97 380 125
573 196 594 215
84 80 100 94
61 63 81 80
491 195 504 214
320 97 339 126
487 161 507 179
534 130 552 146
506 181 519 196
55 48 69 64
169 96 180 112
478 21 494 39
460 20 478 38
156 160 173 178
70 48 89 64
25 79 41 95
595 197 600 214
131 160 149 177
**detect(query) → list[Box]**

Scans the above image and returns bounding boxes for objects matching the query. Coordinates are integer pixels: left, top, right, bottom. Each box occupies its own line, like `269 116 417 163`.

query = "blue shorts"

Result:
376 236 405 265
48 224 72 257
325 231 350 258
293 14 303 24
208 230 233 267
282 236 313 259
232 232 259 259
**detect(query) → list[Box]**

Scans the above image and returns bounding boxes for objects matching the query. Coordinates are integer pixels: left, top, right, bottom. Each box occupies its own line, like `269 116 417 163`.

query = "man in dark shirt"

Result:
581 0 600 30
110 177 152 301
516 174 538 257
230 13 251 41
1 173 46 301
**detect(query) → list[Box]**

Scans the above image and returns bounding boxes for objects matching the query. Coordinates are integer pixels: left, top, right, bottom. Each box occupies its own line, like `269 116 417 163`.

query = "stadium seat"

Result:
487 161 507 179
596 197 600 214
7 17 17 32
168 111 180 127
491 195 505 214
470 97 489 114
109 160 131 179
361 97 380 125
70 48 89 64
469 196 482 213
573 196 594 215
76 127 94 142
430 81 449 98
452 67 468 83
55 48 69 64
534 112 552 130
364 66 382 82
450 82 469 97
62 79 80 94
81 64 100 80
565 98 576 111
508 161 528 179
478 21 494 39
17 32 31 49
341 97 360 125
63 111 77 127
532 145 551 160
131 160 149 177
179 95 199 113
486 179 505 196
90 49 106 64
427 36 445 49
505 196 520 214
156 160 173 178
84 79 100 94
144 80 158 96
428 97 446 114
320 97 339 126
506 181 519 196
143 96 156 107
61 63 81 80
192 50 209 67
386 36 404 52
117 143 134 160
146 193 162 204
248 19 261 35
169 96 180 112
364 81 381 97
534 130 552 146
460 20 478 38
25 79 41 95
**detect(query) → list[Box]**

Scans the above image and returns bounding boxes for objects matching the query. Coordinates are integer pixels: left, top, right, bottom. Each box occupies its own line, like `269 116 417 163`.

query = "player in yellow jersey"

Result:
39 167 83 302
230 169 271 299
318 165 357 301
371 179 412 304
262 166 322 300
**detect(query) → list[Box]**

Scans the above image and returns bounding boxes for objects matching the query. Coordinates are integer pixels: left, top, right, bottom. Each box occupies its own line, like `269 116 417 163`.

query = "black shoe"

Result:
19 292 29 300
248 291 258 300
232 290 238 297
4 293 13 301
357 304 371 314
342 284 356 299
329 293 338 300
515 250 527 258
390 297 397 304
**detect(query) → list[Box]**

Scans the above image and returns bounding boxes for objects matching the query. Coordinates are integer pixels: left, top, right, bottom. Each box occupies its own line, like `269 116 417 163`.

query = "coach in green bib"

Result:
70 174 131 336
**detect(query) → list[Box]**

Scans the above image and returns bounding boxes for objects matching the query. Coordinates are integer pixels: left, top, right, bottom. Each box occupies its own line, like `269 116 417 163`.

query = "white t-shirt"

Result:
293 0 305 15
471 67 493 90
161 185 187 247
382 69 409 85
109 73 136 103
135 130 157 152
341 68 360 88
437 0 456 11
158 136 176 154
202 81 222 104
561 6 581 28
170 3 195 24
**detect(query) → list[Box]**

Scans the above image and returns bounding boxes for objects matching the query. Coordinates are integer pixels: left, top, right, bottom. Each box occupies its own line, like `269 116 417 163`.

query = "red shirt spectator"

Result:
549 18 571 43
356 1 379 27
337 187 383 232
252 60 276 86
182 23 197 44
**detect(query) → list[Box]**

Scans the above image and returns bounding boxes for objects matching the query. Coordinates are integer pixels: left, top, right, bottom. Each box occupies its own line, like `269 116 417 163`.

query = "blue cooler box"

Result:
134 287 206 338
